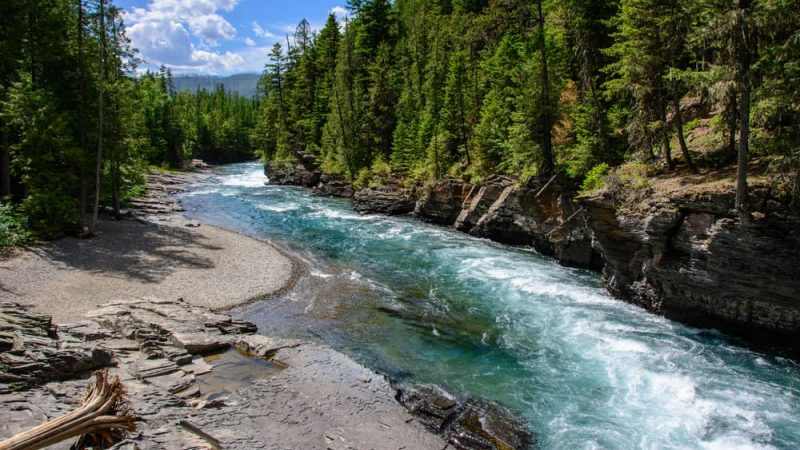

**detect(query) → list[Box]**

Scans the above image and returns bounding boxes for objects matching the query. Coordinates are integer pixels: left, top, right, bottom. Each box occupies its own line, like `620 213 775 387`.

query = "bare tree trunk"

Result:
736 79 751 219
89 0 105 235
77 0 88 227
727 92 737 158
735 0 752 221
458 82 471 165
1 122 10 201
659 98 674 170
112 160 120 219
537 0 554 176
672 90 696 173
0 371 135 450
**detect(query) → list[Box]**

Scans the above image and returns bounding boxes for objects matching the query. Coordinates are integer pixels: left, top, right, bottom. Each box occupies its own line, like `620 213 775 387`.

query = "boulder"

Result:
581 190 800 342
471 175 600 270
265 160 321 187
397 384 533 450
454 175 516 233
414 179 474 225
313 173 355 198
352 186 415 215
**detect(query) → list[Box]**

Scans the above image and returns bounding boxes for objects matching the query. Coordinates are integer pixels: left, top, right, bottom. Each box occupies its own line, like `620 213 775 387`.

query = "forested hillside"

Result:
255 0 799 213
0 0 257 242
1 0 799 245
173 74 261 98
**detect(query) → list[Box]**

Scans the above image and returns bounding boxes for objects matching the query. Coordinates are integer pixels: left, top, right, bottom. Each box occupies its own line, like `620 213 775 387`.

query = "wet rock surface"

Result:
470 176 600 270
414 179 474 225
398 385 533 450
0 303 113 390
581 191 800 340
265 159 322 187
313 173 355 198
455 175 516 233
352 185 416 215
2 299 486 449
127 171 204 218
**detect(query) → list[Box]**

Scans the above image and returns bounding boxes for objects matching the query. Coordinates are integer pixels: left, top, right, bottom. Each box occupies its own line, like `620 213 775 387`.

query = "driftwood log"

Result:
0 370 136 450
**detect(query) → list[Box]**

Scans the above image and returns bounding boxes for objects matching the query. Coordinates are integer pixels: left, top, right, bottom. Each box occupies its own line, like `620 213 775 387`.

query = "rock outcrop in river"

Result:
265 160 321 187
414 179 474 225
352 184 416 215
580 188 800 340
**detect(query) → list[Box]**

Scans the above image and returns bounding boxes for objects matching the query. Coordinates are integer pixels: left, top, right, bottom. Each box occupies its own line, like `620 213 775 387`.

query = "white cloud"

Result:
124 0 246 74
244 37 256 46
331 6 347 19
252 22 275 39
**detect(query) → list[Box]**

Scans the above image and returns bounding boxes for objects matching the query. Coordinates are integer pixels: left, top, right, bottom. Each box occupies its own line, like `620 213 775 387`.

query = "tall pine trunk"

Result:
658 96 674 170
537 0 554 176
77 0 88 226
734 0 752 220
672 89 696 172
727 91 737 160
1 121 9 201
90 0 105 235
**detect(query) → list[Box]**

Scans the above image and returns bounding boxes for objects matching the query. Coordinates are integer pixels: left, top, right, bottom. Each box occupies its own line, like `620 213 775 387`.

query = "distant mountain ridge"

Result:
172 73 260 98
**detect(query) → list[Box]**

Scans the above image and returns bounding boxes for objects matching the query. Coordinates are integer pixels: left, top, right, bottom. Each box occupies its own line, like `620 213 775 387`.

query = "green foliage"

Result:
604 162 654 207
580 163 610 195
0 203 31 247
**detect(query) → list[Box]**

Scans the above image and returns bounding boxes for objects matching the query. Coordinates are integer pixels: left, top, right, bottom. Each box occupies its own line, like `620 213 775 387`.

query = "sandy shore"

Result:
0 217 297 323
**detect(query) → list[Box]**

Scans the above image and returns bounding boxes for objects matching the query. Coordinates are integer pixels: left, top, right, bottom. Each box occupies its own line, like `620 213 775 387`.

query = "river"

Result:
179 162 800 449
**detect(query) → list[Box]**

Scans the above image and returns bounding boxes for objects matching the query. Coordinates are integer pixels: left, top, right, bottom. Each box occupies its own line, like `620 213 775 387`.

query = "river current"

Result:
180 162 799 449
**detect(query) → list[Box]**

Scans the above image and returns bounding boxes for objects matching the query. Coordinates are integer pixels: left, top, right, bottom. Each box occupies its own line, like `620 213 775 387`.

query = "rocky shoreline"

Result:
266 160 800 345
1 168 534 449
1 299 531 449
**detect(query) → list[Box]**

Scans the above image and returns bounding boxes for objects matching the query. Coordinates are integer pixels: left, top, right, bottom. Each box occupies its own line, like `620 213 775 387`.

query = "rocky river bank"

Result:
266 160 800 345
1 169 534 449
0 299 531 449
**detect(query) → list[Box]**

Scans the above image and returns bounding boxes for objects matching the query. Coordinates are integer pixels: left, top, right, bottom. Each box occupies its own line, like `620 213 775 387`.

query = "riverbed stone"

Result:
352 185 416 215
398 384 534 449
314 173 355 198
265 159 321 187
4 299 506 449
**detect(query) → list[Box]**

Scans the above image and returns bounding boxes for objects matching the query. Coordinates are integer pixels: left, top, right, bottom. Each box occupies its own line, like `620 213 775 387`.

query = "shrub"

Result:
580 163 610 195
0 203 32 248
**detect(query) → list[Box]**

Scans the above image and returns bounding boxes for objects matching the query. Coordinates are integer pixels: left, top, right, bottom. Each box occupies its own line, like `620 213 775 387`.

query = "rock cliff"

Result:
580 188 800 340
352 185 416 215
467 175 600 270
263 160 800 343
265 160 321 187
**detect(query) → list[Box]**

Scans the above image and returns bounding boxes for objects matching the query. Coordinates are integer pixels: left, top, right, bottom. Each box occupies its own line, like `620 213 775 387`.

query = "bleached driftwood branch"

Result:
0 370 136 450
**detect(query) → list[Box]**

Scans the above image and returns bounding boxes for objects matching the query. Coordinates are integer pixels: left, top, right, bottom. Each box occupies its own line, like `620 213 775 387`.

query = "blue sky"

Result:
116 0 347 75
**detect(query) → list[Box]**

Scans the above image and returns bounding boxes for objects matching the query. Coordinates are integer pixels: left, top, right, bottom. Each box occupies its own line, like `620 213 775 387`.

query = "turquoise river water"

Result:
179 162 800 449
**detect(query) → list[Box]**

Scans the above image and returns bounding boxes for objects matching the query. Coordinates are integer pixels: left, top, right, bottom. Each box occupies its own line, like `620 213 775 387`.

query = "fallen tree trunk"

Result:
0 370 136 450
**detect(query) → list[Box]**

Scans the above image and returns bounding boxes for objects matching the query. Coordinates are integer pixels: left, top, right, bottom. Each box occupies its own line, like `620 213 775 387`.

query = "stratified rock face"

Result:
470 176 600 270
265 160 321 187
352 186 415 215
0 303 113 389
581 193 800 340
414 179 474 225
313 173 355 198
454 175 516 232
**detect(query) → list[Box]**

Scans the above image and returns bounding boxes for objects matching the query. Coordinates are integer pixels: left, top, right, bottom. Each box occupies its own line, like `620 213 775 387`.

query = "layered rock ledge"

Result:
580 189 800 340
263 160 800 344
1 299 532 449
